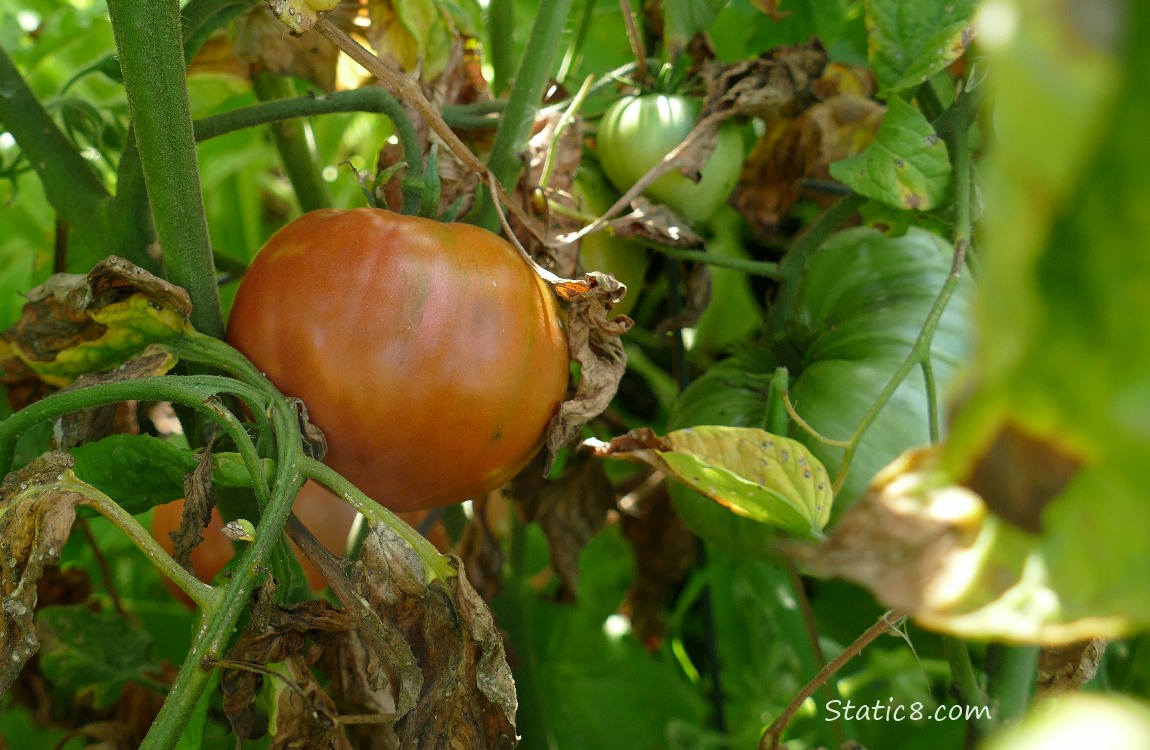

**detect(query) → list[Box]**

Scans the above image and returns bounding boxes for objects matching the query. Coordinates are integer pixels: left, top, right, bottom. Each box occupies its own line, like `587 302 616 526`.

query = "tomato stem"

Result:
300 457 457 582
107 0 224 340
251 72 333 213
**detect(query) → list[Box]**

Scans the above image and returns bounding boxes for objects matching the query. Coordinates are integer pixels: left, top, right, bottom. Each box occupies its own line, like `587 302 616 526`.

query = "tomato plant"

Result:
226 208 570 512
150 481 361 603
596 93 745 224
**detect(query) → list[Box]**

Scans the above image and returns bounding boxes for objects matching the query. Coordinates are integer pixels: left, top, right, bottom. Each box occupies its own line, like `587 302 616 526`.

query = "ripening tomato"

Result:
226 208 570 512
597 94 745 225
151 481 360 602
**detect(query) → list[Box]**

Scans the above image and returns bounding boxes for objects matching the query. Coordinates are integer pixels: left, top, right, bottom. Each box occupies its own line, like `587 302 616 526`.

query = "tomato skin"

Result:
597 94 745 224
226 208 570 511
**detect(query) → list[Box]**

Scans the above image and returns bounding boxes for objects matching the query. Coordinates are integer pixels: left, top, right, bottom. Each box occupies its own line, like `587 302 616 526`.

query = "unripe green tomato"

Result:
572 166 648 318
597 94 745 225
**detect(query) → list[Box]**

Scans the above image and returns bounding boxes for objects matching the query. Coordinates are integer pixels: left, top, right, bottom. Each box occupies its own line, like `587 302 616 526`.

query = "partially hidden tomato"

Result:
596 94 745 225
572 166 648 318
226 208 570 512
151 481 359 603
667 227 974 554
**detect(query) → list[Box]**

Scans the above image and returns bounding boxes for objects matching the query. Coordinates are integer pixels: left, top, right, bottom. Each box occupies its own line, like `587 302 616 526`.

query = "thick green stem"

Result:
985 644 1038 729
0 43 112 252
468 0 575 229
487 0 516 96
651 246 782 278
107 0 224 340
943 635 990 743
251 72 332 213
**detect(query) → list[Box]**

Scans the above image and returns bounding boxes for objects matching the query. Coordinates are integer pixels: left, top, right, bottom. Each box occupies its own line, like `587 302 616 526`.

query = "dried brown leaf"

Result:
543 275 631 465
1037 639 1107 698
0 453 85 695
354 524 517 749
231 5 350 90
512 452 615 600
167 446 217 574
456 494 510 602
655 262 711 335
700 40 828 121
605 197 705 249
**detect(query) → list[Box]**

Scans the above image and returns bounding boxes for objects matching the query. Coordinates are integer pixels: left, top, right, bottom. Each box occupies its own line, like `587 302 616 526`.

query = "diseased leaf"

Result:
354 523 517 749
866 0 977 94
0 453 86 694
586 426 833 539
828 97 950 210
36 604 159 709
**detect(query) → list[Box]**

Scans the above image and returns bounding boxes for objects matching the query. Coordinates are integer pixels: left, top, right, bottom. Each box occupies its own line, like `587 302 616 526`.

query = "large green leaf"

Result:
866 0 977 94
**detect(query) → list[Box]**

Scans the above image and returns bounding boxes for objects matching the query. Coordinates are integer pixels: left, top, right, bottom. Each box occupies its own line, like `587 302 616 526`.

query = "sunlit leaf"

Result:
867 0 977 95
829 97 950 210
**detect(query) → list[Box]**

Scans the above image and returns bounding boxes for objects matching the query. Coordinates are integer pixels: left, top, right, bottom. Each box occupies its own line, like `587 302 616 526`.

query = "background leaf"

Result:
866 0 976 94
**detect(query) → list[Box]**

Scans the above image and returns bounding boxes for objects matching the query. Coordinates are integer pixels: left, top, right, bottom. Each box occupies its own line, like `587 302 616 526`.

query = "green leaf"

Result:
866 0 976 95
664 0 729 54
664 426 833 538
37 604 159 709
829 97 950 210
71 434 271 514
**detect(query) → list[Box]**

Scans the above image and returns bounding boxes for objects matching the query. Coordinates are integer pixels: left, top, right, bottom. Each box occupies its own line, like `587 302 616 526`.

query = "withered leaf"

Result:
788 446 986 615
0 257 191 401
0 452 85 695
511 452 615 600
355 523 516 749
605 198 705 249
1037 639 1107 698
54 346 177 450
700 40 828 121
544 275 631 467
220 598 357 745
963 423 1084 534
169 445 218 574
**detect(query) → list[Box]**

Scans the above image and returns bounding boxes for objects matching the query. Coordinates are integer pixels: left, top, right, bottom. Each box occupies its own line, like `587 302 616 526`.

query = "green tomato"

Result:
572 166 648 318
597 94 745 225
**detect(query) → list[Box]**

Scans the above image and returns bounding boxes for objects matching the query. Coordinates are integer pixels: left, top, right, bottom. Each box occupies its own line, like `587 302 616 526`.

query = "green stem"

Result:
300 457 456 581
72 475 219 609
650 245 782 279
142 377 305 749
180 0 251 62
830 240 967 494
985 644 1038 729
107 0 224 340
0 43 112 252
468 0 575 229
193 87 426 214
942 635 990 744
487 0 516 96
251 72 332 213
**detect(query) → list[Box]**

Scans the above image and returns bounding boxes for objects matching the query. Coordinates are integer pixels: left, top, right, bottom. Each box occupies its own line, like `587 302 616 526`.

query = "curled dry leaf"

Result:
543 272 631 468
169 446 218 575
0 452 86 695
0 257 192 409
354 522 517 749
700 40 828 121
232 4 348 90
219 598 357 746
605 197 705 249
510 452 615 600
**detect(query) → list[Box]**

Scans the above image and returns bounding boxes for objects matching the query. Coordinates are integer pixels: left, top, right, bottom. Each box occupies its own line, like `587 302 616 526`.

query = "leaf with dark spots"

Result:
1037 639 1107 697
0 452 86 695
354 523 517 749
700 40 828 121
511 452 615 600
963 423 1084 534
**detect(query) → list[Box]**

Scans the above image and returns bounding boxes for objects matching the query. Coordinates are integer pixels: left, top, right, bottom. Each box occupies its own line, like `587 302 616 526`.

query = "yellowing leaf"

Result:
585 426 833 540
